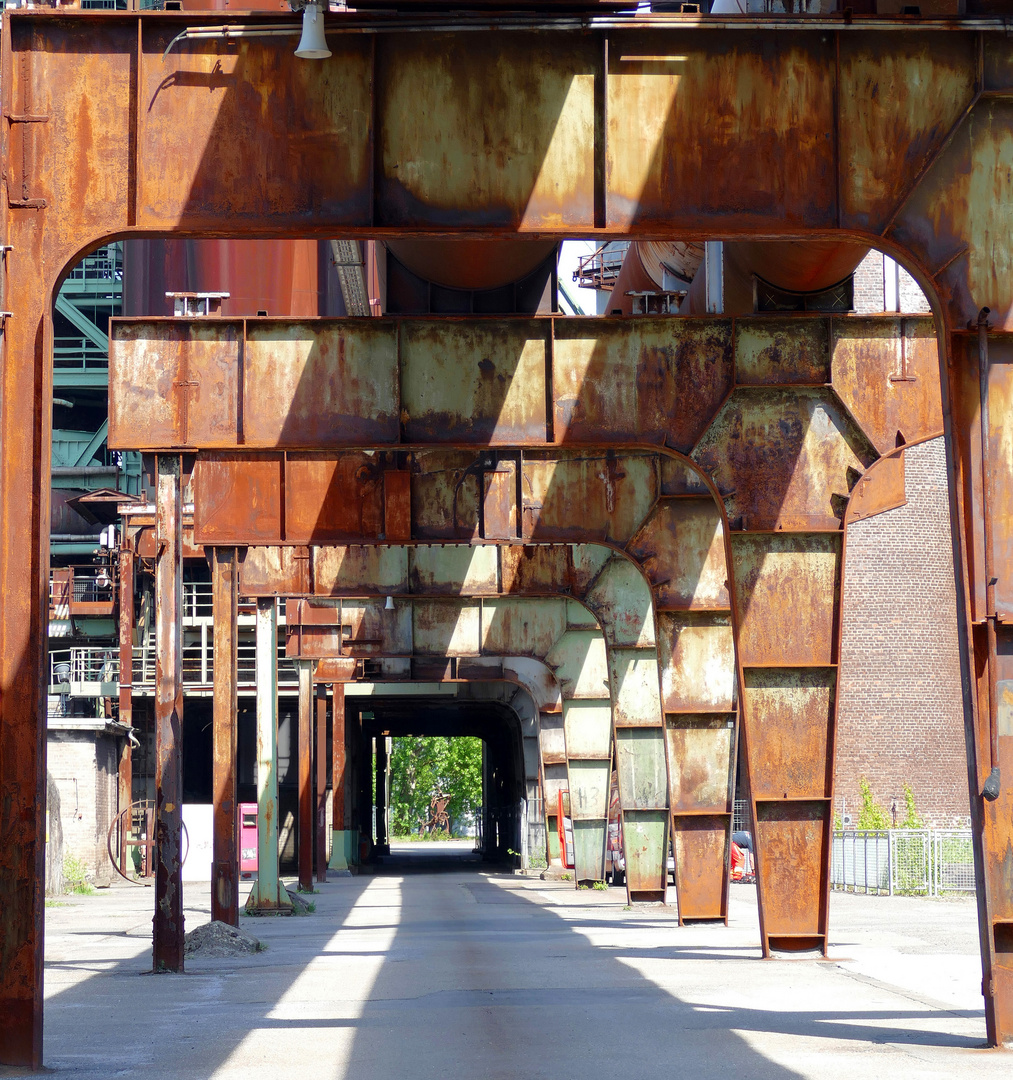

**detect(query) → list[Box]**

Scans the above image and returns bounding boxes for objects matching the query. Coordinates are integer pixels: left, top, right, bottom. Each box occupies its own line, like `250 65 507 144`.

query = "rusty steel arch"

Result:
3 12 1013 1063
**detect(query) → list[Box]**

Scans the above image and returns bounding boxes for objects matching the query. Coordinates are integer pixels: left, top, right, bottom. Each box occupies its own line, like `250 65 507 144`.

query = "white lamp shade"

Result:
295 4 331 60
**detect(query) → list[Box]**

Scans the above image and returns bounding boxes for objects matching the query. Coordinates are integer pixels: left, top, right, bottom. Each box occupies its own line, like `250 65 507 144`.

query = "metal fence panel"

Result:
831 830 890 894
830 829 974 896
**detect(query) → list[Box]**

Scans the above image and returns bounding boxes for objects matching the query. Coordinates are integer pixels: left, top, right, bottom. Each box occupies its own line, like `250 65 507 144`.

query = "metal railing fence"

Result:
831 829 975 896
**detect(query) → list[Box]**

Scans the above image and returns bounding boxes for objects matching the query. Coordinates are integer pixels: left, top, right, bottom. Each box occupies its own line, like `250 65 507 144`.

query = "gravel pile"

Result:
183 920 264 958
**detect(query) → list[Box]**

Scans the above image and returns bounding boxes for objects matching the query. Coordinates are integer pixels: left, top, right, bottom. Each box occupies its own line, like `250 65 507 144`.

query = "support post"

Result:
247 597 290 911
118 540 135 873
297 658 314 892
376 734 390 856
211 547 239 925
316 685 327 882
329 682 352 872
153 454 184 972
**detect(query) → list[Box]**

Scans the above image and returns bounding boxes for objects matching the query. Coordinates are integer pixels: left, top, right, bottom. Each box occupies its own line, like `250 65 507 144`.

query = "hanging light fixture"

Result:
385 596 395 611
294 1 331 60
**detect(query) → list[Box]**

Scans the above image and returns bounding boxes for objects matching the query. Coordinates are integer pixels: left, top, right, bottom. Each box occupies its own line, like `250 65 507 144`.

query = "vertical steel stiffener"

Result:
330 682 351 872
316 686 328 882
248 598 289 911
211 547 240 925
297 658 314 891
153 455 184 972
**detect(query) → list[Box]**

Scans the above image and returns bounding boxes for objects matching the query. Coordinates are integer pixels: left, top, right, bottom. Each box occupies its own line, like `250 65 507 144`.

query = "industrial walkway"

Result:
17 874 1009 1079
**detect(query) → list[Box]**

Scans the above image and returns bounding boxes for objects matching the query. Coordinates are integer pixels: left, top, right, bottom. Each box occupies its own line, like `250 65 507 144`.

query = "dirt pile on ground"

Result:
183 920 264 958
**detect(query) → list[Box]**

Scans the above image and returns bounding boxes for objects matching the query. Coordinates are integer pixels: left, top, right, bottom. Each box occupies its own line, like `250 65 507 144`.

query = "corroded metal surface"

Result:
153 456 184 972
8 11 1013 1054
211 548 239 926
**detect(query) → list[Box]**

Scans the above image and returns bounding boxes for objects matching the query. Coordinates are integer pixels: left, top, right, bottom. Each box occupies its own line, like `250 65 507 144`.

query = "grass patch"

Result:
63 854 94 895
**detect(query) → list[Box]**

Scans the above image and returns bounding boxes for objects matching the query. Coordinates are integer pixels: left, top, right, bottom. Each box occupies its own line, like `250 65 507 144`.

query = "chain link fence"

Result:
831 829 975 896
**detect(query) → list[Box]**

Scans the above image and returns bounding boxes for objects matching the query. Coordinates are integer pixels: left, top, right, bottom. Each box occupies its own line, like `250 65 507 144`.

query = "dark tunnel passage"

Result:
354 696 526 873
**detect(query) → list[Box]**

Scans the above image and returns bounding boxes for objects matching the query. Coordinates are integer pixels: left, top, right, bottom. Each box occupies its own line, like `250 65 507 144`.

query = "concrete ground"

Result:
7 840 1008 1079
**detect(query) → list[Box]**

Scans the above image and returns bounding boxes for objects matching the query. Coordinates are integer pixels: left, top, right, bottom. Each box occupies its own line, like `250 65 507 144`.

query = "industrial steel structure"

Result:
2 5 1013 1069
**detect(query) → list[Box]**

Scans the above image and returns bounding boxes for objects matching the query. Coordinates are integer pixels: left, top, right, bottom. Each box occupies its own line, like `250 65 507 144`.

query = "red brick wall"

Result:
835 438 970 827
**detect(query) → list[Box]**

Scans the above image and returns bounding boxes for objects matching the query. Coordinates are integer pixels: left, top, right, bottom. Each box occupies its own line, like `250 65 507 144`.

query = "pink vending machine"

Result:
239 803 258 877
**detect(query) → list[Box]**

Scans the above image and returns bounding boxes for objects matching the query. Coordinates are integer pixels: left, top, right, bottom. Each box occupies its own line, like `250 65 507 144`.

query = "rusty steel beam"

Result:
315 686 328 883
7 12 1013 1055
330 682 351 873
153 455 184 972
108 315 941 457
118 540 135 874
296 659 315 891
211 547 239 926
285 588 657 891
375 734 389 856
247 598 291 912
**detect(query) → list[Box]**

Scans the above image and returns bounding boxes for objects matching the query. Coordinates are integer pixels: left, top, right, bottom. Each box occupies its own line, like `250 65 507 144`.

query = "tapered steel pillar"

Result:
118 540 134 872
376 735 390 856
315 686 327 883
247 597 290 911
296 658 314 892
329 682 352 873
211 547 239 925
153 455 184 971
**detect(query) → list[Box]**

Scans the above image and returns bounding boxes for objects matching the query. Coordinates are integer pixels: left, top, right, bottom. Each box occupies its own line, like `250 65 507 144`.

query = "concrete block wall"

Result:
835 438 969 827
48 730 120 886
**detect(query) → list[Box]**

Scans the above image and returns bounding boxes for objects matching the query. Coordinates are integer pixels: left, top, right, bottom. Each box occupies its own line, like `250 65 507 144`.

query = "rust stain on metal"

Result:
657 612 736 713
730 534 840 667
553 318 732 451
671 817 728 922
735 317 829 387
666 716 734 812
243 322 399 447
694 388 875 532
628 498 730 612
743 668 835 801
401 321 548 443
846 448 906 524
831 317 942 455
754 801 826 945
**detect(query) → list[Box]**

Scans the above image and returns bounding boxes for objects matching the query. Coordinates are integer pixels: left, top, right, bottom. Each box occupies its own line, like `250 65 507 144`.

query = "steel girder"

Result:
4 13 1013 1062
106 312 942 948
291 594 619 884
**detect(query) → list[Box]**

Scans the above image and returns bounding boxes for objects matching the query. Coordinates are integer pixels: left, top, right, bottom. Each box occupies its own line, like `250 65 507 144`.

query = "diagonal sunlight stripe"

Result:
210 877 404 1080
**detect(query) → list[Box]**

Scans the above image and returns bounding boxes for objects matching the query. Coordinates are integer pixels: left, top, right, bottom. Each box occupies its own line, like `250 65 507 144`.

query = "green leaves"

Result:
388 736 483 837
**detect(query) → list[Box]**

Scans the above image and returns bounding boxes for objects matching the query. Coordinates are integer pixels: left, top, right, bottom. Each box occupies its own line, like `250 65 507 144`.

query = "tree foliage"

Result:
388 736 483 837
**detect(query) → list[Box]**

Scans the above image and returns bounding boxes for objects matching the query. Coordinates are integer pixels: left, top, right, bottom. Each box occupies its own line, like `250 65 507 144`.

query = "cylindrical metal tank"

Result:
122 239 325 318
673 240 870 316
604 242 705 315
385 240 558 292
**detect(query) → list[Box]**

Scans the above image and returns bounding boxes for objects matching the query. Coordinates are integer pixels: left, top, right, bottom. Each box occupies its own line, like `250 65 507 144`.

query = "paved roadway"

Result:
7 844 1009 1079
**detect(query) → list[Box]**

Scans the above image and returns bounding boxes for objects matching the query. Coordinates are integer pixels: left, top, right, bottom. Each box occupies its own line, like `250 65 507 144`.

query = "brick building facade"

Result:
835 438 969 827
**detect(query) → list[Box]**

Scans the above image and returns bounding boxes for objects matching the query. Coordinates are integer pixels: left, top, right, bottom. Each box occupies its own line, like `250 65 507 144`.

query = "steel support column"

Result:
296 658 314 892
153 454 184 972
247 597 290 912
315 686 328 883
117 540 135 873
329 682 352 873
211 547 239 926
375 735 389 856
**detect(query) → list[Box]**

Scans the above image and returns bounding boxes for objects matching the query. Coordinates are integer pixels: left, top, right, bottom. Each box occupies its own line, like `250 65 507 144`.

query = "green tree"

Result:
388 736 483 837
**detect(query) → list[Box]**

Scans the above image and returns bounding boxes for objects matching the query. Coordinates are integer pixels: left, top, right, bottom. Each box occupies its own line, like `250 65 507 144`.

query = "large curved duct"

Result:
678 240 870 316
385 239 558 292
604 242 704 315
122 238 325 318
